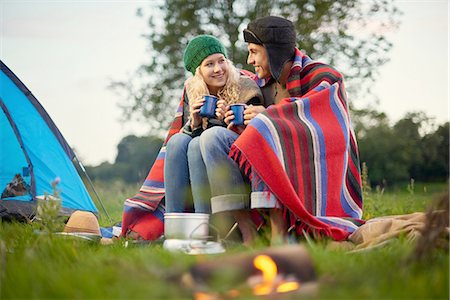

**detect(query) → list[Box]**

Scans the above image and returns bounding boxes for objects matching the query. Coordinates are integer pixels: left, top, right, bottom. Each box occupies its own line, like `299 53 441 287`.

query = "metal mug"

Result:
230 104 246 126
199 95 218 118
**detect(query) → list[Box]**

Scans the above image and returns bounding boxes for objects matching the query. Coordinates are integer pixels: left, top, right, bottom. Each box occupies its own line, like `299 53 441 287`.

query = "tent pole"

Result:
75 157 113 223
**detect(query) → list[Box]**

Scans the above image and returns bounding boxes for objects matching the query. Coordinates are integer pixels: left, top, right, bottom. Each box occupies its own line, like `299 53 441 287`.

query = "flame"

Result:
194 254 301 299
253 255 277 295
276 281 300 293
252 254 300 295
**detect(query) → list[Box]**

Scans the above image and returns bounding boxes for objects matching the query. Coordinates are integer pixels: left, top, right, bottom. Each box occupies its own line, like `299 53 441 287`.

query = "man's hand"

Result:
243 105 266 125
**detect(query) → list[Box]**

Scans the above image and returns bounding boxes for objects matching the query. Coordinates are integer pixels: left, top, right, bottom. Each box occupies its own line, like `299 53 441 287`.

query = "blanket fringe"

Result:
230 146 251 178
230 145 350 241
293 217 350 241
230 145 268 192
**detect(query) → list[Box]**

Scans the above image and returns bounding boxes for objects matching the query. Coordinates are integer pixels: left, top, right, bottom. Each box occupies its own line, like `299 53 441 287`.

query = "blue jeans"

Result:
199 127 280 213
164 133 211 213
199 127 251 213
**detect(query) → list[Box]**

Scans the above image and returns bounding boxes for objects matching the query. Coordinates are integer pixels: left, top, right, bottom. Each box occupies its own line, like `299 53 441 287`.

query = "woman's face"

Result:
199 53 228 94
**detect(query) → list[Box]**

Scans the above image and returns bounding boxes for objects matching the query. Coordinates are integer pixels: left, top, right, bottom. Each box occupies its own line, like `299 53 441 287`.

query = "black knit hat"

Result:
243 16 296 81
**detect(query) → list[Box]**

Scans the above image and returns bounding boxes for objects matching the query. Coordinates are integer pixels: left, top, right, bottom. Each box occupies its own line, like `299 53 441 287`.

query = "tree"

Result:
86 135 163 183
358 121 403 185
351 106 390 139
357 110 449 186
115 135 164 182
392 112 427 180
112 0 400 135
418 122 449 181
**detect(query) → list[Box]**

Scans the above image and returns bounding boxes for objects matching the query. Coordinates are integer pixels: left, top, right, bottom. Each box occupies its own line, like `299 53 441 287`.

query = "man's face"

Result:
247 43 271 79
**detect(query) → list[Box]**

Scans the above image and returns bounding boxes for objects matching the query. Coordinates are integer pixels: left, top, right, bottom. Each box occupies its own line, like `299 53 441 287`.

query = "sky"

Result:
1 0 448 166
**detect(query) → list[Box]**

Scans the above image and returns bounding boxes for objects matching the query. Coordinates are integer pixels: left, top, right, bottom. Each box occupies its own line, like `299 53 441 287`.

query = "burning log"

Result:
183 245 317 298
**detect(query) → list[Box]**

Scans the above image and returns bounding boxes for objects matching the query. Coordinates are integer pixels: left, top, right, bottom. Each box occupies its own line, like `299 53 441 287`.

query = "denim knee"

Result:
199 127 238 154
187 136 201 160
166 133 192 154
164 133 193 213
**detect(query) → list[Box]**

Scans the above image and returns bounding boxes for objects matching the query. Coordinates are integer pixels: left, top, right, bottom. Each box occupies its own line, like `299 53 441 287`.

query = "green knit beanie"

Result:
183 35 228 74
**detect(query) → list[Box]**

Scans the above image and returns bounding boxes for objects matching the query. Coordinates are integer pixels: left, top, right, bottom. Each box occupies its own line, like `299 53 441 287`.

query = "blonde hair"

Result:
185 59 241 106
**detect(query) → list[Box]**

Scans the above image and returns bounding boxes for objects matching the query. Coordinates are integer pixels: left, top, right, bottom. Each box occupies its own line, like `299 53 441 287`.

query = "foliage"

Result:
0 182 448 299
350 106 390 138
416 122 449 181
86 135 163 184
35 178 65 233
111 0 400 134
354 109 449 186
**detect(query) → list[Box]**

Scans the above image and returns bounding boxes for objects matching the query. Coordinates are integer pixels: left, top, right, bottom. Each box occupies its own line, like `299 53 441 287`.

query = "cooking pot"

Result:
164 213 210 240
163 239 225 254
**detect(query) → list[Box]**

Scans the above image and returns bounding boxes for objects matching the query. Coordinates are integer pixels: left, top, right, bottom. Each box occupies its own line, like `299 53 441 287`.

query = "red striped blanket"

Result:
230 49 364 241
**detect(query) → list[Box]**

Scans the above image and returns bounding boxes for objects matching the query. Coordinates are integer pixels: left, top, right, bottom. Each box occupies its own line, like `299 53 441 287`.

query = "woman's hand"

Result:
190 96 205 129
215 99 227 121
224 105 234 126
225 106 245 133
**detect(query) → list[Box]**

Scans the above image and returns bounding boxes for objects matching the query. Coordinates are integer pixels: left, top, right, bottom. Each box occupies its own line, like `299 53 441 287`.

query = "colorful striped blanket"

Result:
229 49 364 241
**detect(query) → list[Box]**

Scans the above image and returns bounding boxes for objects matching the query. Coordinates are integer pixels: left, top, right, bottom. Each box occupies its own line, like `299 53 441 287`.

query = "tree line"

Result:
85 135 163 184
86 110 448 187
354 110 448 186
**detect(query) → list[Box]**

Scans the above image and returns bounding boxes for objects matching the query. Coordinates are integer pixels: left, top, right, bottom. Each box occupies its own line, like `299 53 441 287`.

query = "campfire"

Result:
250 254 300 295
183 245 317 299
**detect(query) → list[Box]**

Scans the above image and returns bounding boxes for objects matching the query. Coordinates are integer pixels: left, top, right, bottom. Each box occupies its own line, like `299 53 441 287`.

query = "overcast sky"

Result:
1 0 448 166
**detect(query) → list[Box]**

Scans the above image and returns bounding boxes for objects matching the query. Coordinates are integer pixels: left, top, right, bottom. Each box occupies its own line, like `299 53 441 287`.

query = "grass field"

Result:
0 181 448 299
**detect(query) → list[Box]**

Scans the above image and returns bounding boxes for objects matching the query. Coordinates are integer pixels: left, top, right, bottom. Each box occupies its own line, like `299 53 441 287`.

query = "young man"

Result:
200 16 364 245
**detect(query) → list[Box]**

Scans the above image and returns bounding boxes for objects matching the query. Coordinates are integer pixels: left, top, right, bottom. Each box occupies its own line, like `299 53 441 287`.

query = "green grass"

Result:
85 179 142 226
312 239 448 299
1 181 448 299
362 181 448 219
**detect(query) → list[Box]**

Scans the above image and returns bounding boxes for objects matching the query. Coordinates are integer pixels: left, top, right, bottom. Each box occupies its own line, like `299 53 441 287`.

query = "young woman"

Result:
164 34 263 215
120 35 263 241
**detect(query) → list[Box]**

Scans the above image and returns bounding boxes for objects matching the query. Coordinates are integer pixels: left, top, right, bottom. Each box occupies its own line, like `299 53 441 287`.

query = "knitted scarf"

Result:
229 49 364 241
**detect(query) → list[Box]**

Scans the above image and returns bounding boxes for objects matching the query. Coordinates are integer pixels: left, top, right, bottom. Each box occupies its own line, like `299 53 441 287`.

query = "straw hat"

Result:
63 210 100 235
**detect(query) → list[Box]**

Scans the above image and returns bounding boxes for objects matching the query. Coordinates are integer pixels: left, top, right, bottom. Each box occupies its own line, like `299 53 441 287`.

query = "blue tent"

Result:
0 60 97 219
